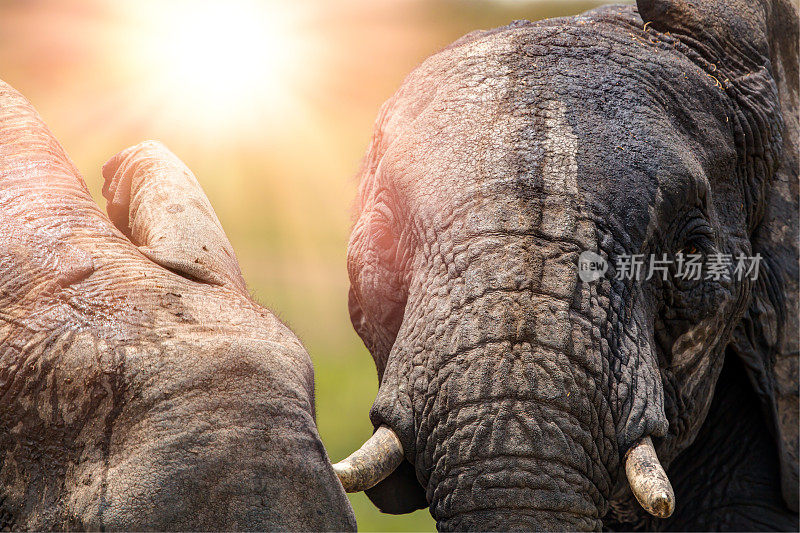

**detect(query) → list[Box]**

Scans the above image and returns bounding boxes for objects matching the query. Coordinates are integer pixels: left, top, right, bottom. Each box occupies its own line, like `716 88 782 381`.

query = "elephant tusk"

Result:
333 425 404 493
625 436 675 519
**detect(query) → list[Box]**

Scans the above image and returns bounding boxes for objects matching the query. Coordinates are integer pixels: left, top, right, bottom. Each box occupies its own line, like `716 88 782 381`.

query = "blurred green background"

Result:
0 0 621 529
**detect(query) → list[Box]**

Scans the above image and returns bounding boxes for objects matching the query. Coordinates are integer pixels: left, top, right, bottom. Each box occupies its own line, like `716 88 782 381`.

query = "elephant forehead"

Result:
374 82 645 250
362 2 734 241
366 5 728 250
373 75 586 238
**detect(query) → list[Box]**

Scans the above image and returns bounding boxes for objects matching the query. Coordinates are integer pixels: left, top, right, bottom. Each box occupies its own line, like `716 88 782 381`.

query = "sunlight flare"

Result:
118 0 312 138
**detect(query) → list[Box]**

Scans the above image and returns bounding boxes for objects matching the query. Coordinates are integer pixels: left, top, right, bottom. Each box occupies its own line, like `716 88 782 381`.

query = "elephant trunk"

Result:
365 234 619 530
364 224 669 529
418 328 611 531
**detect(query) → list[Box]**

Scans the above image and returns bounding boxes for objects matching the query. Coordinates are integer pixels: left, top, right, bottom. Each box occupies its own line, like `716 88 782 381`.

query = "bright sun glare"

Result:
121 0 309 139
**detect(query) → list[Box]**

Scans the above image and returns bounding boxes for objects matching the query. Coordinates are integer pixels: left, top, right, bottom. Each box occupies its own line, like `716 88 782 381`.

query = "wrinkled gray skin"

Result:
0 82 356 530
347 0 798 530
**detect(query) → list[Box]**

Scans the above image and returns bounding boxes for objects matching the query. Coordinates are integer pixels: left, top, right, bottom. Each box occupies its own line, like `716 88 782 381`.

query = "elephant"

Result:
0 80 356 530
335 0 799 530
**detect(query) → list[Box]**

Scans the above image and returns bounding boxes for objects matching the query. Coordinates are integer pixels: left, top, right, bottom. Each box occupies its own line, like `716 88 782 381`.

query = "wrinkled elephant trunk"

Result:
437 498 597 531
428 409 606 531
368 233 626 530
419 329 612 531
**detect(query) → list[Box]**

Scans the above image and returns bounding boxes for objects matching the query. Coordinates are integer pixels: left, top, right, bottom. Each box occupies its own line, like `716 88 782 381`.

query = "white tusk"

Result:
625 436 675 518
333 425 404 493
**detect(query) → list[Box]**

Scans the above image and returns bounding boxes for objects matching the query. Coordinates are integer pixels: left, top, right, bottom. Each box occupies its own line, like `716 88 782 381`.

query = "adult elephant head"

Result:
0 80 356 530
338 0 798 530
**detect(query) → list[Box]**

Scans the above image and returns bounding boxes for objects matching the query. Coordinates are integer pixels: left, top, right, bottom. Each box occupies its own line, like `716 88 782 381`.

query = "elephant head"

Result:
339 0 798 530
0 80 356 530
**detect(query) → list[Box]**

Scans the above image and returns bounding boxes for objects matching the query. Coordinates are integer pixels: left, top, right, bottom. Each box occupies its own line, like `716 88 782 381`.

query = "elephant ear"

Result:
736 10 800 509
103 141 248 294
637 0 799 511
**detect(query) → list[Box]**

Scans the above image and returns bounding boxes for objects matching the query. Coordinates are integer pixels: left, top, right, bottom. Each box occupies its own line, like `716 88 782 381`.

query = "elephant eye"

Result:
367 203 402 269
373 223 395 251
675 218 716 257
